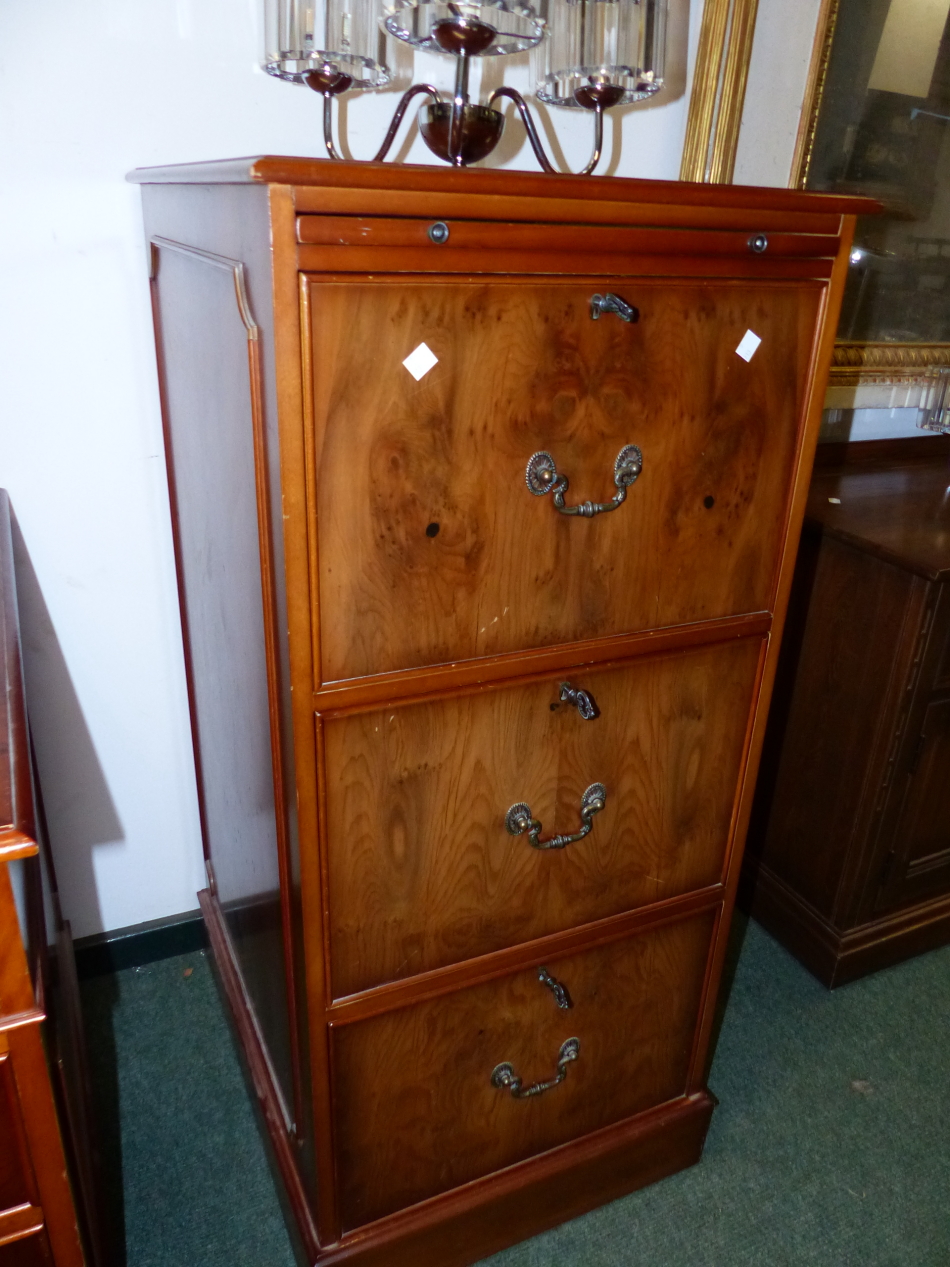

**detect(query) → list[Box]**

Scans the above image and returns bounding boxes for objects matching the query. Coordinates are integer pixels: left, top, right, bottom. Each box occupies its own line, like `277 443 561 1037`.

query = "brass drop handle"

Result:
525 446 642 517
491 1038 580 1099
590 292 639 323
505 782 606 851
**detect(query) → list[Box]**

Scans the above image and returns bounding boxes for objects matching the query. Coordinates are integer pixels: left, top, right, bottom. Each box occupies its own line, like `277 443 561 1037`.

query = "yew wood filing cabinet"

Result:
132 157 866 1266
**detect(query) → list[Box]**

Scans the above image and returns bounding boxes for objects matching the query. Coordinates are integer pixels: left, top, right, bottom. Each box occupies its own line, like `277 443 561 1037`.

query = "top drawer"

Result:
296 216 839 278
307 276 822 685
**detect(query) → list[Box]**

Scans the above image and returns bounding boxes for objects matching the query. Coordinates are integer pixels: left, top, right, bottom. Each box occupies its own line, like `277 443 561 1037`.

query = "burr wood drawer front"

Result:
321 637 760 998
331 908 716 1230
306 276 823 684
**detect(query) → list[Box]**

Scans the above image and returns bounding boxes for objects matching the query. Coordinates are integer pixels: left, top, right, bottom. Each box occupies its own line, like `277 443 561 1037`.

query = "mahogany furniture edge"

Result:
744 439 950 986
313 614 772 712
126 155 876 217
813 435 950 471
199 887 322 1262
0 488 35 849
740 860 950 988
315 1094 714 1267
1 490 89 1266
685 213 858 1080
328 884 725 1023
139 168 863 1263
268 181 343 1242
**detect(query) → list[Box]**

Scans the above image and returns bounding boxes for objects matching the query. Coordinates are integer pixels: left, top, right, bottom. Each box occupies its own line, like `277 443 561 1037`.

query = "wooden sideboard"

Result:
0 491 100 1267
744 437 950 987
131 157 867 1266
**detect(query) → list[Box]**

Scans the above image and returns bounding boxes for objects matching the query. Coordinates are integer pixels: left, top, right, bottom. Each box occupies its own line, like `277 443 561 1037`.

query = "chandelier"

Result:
263 0 668 174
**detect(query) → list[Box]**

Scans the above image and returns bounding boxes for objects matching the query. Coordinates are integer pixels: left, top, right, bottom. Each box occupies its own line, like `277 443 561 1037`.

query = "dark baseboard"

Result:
74 909 208 979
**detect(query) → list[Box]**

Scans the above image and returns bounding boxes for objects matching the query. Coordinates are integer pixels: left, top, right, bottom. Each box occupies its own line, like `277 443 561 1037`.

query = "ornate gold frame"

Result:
829 342 950 386
680 0 760 183
791 0 950 386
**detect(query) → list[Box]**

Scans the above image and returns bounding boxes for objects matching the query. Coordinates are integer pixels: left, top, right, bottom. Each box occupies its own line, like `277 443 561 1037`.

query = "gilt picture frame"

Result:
792 0 950 387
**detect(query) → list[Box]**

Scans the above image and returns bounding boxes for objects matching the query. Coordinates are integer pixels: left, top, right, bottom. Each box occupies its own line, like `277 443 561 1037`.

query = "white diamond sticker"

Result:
402 341 438 381
735 329 762 362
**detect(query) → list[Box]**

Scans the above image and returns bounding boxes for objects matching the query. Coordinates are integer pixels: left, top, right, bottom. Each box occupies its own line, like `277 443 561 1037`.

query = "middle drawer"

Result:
321 636 761 997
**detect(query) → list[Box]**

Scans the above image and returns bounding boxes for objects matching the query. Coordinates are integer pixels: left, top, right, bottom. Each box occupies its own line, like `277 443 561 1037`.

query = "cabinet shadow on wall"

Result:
10 510 129 1262
10 513 124 935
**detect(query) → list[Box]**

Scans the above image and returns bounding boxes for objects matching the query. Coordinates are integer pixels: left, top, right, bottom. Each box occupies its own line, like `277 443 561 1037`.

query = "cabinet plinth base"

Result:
200 887 715 1267
741 862 950 989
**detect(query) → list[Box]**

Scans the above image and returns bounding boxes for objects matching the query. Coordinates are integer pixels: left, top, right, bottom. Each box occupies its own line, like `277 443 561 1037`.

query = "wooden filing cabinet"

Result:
132 157 865 1266
744 438 950 987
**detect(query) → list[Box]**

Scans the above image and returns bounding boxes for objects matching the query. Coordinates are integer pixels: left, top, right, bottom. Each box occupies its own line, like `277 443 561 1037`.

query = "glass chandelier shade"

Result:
381 0 545 57
263 0 391 89
534 0 666 108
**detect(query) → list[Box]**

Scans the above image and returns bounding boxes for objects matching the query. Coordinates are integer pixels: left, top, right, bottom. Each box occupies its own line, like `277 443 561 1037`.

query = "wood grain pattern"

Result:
0 1206 45 1249
134 161 862 1263
298 246 836 280
327 885 722 1024
743 860 950 988
292 186 845 232
317 1094 712 1267
128 154 875 220
309 278 821 683
296 217 840 258
296 207 841 239
331 910 714 1229
746 446 950 985
312 613 771 713
749 532 924 919
324 640 759 995
807 455 950 582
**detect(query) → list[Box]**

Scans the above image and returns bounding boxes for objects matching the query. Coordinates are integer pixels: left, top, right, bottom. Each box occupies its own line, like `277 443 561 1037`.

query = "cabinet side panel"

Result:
149 241 295 1120
748 532 919 918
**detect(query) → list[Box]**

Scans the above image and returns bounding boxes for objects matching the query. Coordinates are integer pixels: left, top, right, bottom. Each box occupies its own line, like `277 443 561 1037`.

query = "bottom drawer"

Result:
332 908 716 1229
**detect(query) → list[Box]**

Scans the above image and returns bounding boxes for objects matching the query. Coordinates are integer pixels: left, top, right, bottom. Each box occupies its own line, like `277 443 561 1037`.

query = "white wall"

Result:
0 0 703 938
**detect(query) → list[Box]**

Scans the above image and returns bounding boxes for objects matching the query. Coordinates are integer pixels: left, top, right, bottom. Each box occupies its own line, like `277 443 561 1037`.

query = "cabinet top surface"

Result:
127 154 874 217
808 441 950 581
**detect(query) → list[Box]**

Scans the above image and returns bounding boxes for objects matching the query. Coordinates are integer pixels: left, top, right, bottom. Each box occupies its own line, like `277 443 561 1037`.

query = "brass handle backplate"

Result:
505 782 606 851
491 1037 580 1099
525 446 642 518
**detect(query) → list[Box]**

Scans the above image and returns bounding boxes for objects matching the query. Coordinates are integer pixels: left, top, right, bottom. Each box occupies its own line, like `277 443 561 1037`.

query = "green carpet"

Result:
80 918 950 1266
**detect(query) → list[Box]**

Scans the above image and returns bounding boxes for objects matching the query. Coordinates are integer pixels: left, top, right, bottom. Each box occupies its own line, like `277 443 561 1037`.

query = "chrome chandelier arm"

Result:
322 91 345 161
321 84 445 163
373 84 444 162
488 87 555 173
579 104 604 177
488 88 605 176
